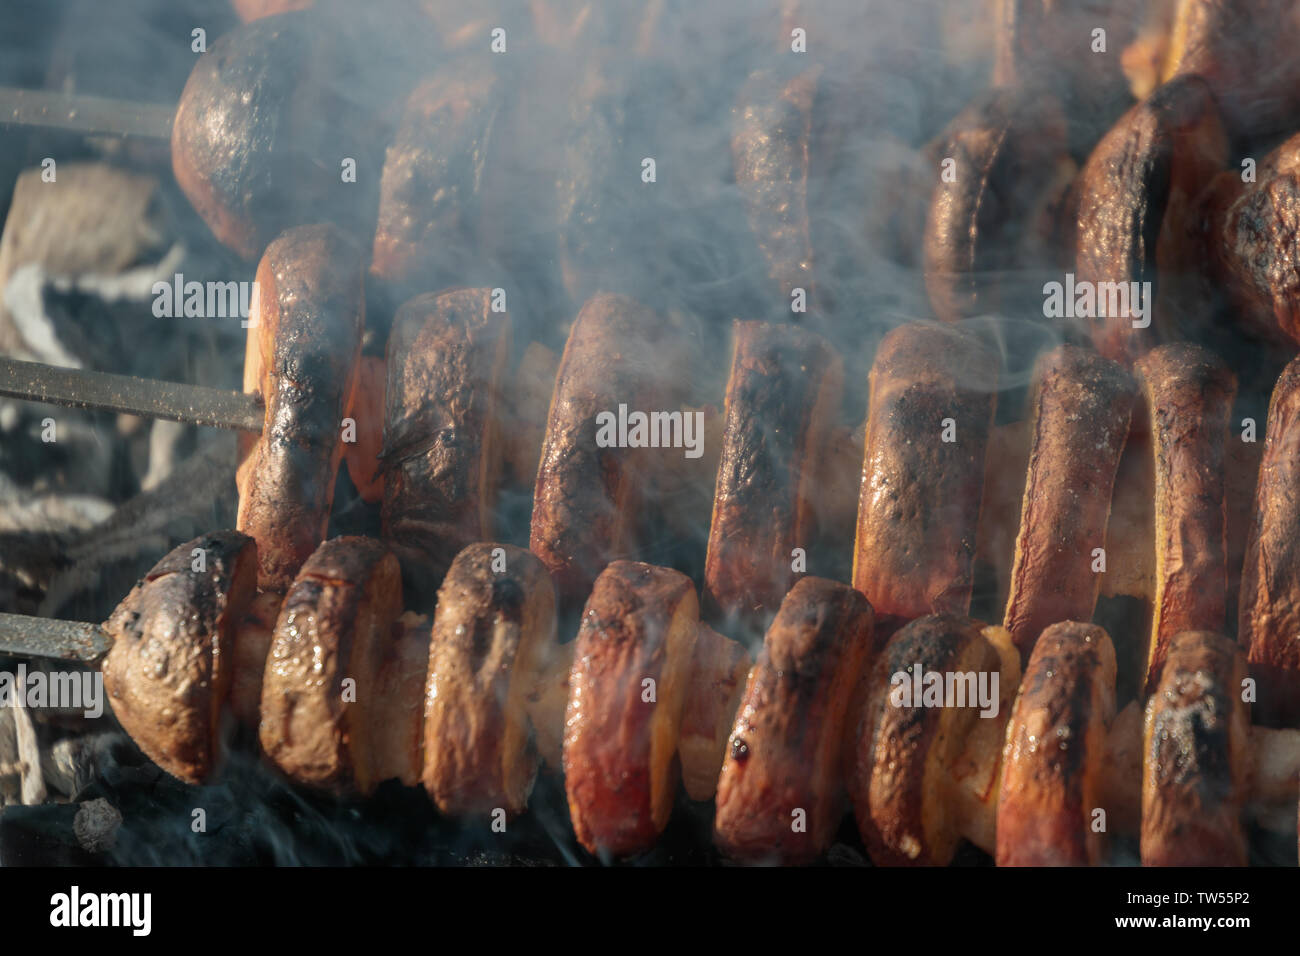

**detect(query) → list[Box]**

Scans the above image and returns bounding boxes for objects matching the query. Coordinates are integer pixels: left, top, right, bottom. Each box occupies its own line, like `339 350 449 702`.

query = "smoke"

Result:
18 0 1279 868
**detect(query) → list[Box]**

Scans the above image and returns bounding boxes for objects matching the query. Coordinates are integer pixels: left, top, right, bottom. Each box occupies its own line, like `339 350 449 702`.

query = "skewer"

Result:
0 356 263 432
0 86 173 140
0 89 239 431
0 84 257 433
0 612 111 664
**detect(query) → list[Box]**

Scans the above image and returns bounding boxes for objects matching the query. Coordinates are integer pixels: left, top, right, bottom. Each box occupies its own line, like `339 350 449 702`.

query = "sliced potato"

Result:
679 624 751 802
851 614 999 866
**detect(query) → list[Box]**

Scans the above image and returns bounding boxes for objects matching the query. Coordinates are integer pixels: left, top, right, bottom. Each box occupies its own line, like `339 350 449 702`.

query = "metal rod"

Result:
0 613 111 665
0 86 173 140
0 357 263 432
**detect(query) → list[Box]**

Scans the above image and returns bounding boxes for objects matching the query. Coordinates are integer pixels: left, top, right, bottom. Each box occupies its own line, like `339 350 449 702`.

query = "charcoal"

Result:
72 796 121 852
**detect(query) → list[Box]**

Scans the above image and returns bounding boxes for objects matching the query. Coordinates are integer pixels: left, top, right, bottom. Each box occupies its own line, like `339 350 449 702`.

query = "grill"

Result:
2 0 1300 870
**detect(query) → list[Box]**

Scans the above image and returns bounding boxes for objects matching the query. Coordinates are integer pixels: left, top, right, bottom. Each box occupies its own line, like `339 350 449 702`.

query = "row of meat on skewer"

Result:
101 521 1300 865
161 6 1300 362
13 2 1300 865
66 217 1300 864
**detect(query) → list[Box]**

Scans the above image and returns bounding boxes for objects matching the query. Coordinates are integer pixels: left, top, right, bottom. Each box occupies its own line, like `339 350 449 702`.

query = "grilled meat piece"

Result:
1134 344 1236 693
1002 346 1136 658
1141 630 1251 866
1209 130 1300 349
923 86 1069 324
236 224 365 592
423 544 557 817
102 531 258 784
732 67 818 310
172 13 389 260
563 561 698 859
853 322 997 638
258 536 403 793
704 320 842 629
993 0 1140 153
530 293 681 606
996 621 1117 866
172 15 319 260
1238 355 1300 727
382 290 510 603
554 48 634 306
714 577 873 864
1156 0 1300 141
371 59 507 291
1073 75 1227 364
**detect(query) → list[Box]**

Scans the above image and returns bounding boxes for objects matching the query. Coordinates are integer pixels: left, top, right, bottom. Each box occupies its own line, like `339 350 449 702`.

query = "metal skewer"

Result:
0 84 254 667
0 613 112 664
0 86 174 140
0 356 264 432
0 90 266 432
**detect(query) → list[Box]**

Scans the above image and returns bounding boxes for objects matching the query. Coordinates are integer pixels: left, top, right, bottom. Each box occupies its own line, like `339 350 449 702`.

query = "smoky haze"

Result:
4 0 1226 866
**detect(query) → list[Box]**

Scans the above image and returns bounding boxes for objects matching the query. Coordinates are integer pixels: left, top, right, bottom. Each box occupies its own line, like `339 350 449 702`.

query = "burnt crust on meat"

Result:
732 67 819 308
382 289 511 603
236 224 365 592
923 86 1067 324
851 613 999 866
704 320 843 627
713 577 873 865
1002 346 1136 659
554 47 636 306
563 561 698 859
423 543 557 817
852 323 998 634
1211 131 1300 349
1135 344 1236 694
172 13 388 260
171 15 318 260
1141 630 1250 866
993 0 1138 153
996 621 1116 866
530 293 679 606
258 536 403 792
1238 355 1300 727
102 531 258 784
1073 75 1226 364
371 58 507 289
1159 0 1300 141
